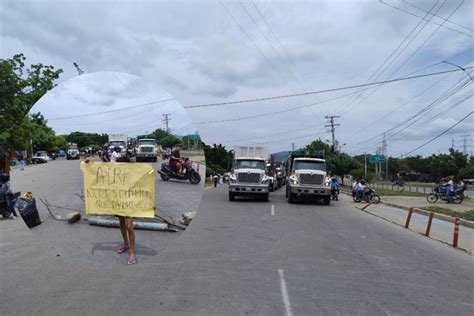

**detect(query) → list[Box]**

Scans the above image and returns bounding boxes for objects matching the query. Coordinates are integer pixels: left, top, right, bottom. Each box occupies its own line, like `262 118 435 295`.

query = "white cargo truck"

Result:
135 138 158 162
108 133 128 155
285 150 331 204
228 146 271 202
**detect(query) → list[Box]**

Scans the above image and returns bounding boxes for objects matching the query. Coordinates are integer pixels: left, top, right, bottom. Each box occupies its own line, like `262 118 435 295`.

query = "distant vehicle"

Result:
228 146 270 202
32 151 50 163
58 150 65 157
285 150 331 204
108 133 128 156
136 138 158 162
265 163 278 192
65 143 80 160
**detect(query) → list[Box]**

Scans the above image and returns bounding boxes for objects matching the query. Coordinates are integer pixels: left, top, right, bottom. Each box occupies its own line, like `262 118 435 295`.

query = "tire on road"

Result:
229 192 236 201
189 172 201 185
426 193 438 203
262 193 269 202
160 173 170 181
288 192 296 203
370 194 381 204
323 195 331 205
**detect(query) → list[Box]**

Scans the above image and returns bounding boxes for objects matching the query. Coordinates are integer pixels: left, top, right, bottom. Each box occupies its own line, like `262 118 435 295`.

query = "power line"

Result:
403 111 474 156
325 116 340 151
402 0 474 33
379 0 472 37
49 98 175 120
333 0 442 115
184 67 472 109
340 0 449 115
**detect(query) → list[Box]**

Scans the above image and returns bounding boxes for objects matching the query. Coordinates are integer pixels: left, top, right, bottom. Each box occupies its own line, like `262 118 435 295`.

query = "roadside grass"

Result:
370 188 426 197
420 206 474 221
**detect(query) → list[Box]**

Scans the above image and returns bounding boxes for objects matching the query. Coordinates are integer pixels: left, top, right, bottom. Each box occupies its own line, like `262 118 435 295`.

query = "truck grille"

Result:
299 174 324 185
140 147 154 152
237 173 261 184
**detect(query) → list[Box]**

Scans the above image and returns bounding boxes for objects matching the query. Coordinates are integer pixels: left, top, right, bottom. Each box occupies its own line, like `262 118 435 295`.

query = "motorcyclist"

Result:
357 180 367 200
170 146 184 175
331 177 339 196
446 176 455 203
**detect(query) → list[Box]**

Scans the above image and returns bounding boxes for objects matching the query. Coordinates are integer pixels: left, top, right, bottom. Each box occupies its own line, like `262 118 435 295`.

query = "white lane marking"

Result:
271 204 275 216
278 269 293 316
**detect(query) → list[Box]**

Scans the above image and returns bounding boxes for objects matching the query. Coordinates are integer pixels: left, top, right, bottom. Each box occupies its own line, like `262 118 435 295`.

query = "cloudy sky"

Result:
1 0 473 156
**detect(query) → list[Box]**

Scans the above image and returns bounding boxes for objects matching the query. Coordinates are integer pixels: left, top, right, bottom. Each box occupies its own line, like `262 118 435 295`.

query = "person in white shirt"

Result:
110 147 121 162
352 180 358 198
357 180 367 200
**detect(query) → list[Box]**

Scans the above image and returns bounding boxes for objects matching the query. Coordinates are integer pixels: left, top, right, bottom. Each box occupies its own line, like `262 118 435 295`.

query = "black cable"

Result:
184 67 472 109
49 97 175 120
404 111 474 156
381 0 473 37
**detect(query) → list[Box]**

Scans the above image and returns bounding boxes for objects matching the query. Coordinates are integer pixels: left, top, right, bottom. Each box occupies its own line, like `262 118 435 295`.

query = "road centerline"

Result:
278 269 293 316
271 204 275 216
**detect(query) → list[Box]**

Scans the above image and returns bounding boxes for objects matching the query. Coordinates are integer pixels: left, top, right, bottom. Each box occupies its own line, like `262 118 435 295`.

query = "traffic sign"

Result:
369 154 385 163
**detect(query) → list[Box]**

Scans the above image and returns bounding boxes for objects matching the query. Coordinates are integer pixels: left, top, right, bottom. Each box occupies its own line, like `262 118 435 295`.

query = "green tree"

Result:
327 153 361 181
458 163 474 180
0 53 62 158
55 135 68 149
153 128 168 141
160 135 182 149
28 113 57 152
66 132 108 148
204 143 233 176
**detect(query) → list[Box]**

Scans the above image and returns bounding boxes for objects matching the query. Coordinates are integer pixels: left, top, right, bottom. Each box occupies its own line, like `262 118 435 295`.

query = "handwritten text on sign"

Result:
81 162 155 218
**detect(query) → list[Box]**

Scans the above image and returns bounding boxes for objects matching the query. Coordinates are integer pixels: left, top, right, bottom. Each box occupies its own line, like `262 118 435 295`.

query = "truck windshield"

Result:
294 161 326 171
139 140 155 145
110 141 125 148
235 160 265 170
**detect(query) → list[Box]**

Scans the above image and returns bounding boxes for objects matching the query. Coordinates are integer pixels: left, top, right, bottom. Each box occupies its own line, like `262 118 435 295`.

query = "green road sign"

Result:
189 134 200 142
369 154 385 163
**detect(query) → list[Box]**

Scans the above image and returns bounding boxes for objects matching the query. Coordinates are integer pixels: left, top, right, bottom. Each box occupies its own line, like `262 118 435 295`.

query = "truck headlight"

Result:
325 181 331 187
230 175 237 184
261 176 269 184
289 175 298 185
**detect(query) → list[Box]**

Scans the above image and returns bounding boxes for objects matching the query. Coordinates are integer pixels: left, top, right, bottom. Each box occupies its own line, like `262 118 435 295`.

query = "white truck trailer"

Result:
228 146 271 202
108 133 128 156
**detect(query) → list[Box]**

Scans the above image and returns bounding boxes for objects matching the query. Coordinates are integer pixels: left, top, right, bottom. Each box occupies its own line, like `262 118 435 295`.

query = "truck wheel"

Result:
288 192 296 203
323 195 331 205
269 184 274 192
229 192 235 201
262 193 269 202
285 187 289 198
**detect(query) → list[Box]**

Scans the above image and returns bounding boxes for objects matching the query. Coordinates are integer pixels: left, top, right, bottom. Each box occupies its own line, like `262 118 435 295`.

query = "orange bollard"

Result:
405 207 413 228
453 217 460 248
425 212 434 236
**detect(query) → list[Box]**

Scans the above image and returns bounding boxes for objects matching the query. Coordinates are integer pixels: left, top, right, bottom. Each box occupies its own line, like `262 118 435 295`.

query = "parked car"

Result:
32 151 50 163
58 150 66 157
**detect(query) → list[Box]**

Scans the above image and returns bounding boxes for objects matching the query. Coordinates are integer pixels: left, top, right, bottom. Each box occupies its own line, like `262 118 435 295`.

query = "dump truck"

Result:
65 143 80 160
228 146 270 202
285 150 331 204
108 133 128 155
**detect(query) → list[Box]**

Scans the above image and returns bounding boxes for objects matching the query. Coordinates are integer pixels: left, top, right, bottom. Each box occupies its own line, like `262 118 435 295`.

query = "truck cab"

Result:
135 138 158 162
286 151 331 204
228 156 270 202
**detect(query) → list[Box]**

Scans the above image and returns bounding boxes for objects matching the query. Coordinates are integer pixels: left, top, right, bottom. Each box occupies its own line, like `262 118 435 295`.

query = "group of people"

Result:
438 176 467 203
351 179 369 200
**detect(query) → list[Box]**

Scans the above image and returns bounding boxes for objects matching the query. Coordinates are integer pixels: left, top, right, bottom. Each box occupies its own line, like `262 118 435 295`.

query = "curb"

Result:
380 201 474 229
354 205 472 256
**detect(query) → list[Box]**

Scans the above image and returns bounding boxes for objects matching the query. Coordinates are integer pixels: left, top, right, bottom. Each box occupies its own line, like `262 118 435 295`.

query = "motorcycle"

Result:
331 187 339 201
158 158 201 185
427 186 464 204
0 192 21 218
353 187 380 204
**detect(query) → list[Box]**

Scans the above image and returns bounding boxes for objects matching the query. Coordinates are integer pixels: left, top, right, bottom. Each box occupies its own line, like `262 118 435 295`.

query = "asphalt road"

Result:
9 157 204 268
3 180 473 315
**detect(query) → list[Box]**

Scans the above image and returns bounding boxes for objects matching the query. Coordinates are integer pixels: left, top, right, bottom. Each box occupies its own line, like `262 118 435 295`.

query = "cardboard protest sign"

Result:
81 162 155 218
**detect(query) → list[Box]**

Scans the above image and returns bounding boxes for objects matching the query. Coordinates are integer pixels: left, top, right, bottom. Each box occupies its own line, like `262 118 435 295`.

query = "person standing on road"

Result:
110 146 121 162
17 151 25 171
213 173 218 187
0 174 17 219
114 156 137 265
101 145 110 162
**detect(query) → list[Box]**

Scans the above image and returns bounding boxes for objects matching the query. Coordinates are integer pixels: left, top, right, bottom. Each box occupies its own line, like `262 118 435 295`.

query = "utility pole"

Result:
451 138 455 149
73 62 84 75
162 114 171 134
325 116 340 152
382 133 388 180
364 152 367 178
461 134 471 154
291 143 296 151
